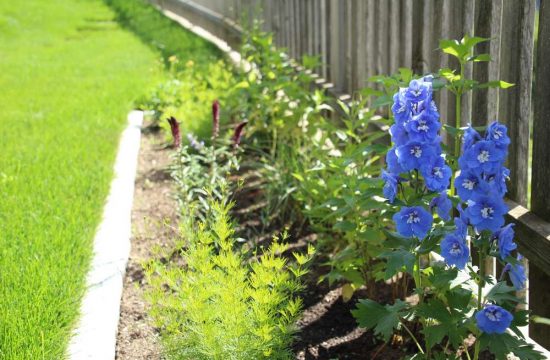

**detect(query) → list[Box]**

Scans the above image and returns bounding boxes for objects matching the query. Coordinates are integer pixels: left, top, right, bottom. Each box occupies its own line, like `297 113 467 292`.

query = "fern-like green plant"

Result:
145 193 314 360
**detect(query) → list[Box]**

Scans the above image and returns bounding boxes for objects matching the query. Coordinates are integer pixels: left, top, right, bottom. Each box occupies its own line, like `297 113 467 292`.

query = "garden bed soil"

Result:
115 124 177 360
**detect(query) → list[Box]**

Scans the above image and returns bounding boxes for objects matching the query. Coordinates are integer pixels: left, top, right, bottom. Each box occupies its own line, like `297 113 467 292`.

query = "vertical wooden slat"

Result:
530 0 550 349
366 0 376 81
344 0 353 93
498 0 535 206
263 0 272 33
283 0 292 55
355 0 367 89
375 0 389 77
288 0 295 58
329 0 344 91
460 0 475 125
294 0 304 59
410 0 423 74
320 0 328 79
421 0 435 73
307 0 314 56
400 0 413 70
389 0 400 74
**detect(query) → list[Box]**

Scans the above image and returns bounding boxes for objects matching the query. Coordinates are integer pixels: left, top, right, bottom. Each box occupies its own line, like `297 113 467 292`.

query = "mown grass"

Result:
0 0 219 358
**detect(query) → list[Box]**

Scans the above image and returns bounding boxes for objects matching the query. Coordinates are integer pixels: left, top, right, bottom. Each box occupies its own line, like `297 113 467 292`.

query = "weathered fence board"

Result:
530 0 550 348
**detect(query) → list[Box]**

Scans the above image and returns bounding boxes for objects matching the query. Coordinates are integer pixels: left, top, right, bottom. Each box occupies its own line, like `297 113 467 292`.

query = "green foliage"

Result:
352 299 410 341
145 194 314 360
170 139 240 220
138 59 235 139
227 21 333 226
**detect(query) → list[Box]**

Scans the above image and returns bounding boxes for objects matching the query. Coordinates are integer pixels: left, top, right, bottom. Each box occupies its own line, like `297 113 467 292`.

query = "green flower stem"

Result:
401 321 425 355
450 61 465 197
414 252 422 303
473 245 486 360
413 251 432 358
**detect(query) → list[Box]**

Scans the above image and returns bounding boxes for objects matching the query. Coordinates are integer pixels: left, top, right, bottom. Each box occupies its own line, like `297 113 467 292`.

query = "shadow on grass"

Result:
103 0 222 67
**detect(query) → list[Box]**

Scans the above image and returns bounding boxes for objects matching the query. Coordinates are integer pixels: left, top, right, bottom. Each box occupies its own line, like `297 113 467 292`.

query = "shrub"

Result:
145 193 313 360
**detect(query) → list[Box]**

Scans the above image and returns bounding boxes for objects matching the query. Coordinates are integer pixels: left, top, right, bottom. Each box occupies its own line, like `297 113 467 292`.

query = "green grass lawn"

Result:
0 0 219 358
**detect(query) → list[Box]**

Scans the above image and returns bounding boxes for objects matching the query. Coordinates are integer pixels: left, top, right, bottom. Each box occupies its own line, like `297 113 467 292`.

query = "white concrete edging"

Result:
67 110 143 360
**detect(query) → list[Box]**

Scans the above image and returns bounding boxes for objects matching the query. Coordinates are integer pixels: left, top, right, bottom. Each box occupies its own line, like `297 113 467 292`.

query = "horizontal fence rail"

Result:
151 0 550 349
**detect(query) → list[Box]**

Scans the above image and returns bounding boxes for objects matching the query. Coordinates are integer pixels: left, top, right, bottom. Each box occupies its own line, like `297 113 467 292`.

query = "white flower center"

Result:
462 179 475 190
477 150 490 163
450 242 462 255
411 146 422 158
433 167 443 178
486 310 502 322
407 211 420 224
397 104 406 113
481 206 494 219
412 89 422 97
494 130 503 139
417 120 429 132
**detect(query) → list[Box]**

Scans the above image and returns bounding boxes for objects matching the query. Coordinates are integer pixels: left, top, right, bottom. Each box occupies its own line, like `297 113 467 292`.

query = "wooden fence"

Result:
152 0 550 350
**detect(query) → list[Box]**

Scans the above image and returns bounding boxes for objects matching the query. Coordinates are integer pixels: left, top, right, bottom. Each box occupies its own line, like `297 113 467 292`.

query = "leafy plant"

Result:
225 21 333 228
170 130 241 221
352 36 543 360
145 191 314 360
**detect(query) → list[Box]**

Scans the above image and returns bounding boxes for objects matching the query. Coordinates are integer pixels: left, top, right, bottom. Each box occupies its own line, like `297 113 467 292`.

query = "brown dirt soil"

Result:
115 125 177 360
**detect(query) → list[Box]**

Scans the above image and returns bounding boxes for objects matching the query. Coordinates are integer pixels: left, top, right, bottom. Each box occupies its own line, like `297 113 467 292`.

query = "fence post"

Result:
530 0 550 349
498 0 535 205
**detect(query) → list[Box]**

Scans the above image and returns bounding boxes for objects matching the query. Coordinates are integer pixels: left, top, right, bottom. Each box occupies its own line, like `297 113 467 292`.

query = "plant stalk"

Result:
450 61 465 197
473 245 485 360
401 321 425 355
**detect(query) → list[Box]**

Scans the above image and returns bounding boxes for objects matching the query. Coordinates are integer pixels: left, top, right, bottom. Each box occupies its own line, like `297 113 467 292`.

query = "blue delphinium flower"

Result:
454 169 480 201
396 141 438 171
405 116 440 143
503 254 526 290
393 206 433 239
389 123 409 145
493 224 516 260
440 233 470 269
486 121 511 150
462 125 482 151
454 215 468 239
475 305 513 334
391 89 410 125
386 147 405 174
430 192 452 221
460 140 505 172
482 167 510 197
404 78 432 102
421 156 452 192
465 194 508 232
382 170 399 203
